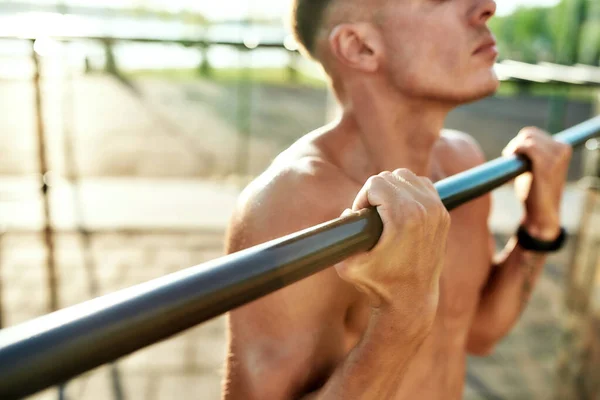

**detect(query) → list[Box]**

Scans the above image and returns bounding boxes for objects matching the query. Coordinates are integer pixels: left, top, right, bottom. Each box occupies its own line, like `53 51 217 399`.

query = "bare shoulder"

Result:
435 129 491 220
226 150 358 253
223 145 361 399
436 129 487 175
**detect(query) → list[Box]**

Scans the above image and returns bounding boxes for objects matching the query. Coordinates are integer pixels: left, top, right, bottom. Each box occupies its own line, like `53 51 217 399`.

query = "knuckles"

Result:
368 174 387 186
363 170 447 230
512 134 572 172
519 126 547 139
393 168 416 178
365 174 390 193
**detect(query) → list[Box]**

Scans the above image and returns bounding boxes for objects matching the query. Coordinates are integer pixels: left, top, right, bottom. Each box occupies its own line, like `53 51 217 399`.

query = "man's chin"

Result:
452 77 500 105
405 73 500 107
466 84 498 103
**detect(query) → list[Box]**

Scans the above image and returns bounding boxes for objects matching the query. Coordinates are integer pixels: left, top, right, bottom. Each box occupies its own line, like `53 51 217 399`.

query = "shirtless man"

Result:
222 0 572 398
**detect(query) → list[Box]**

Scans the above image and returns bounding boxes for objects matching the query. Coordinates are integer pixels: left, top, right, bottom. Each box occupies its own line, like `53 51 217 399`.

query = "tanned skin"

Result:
222 0 572 398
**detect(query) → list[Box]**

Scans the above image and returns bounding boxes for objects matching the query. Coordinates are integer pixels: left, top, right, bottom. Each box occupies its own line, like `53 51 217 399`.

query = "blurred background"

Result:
0 0 598 399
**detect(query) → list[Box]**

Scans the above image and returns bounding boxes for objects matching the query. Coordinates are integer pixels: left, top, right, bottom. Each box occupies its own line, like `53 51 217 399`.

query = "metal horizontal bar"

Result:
0 116 599 399
0 34 292 50
3 35 600 87
2 34 599 86
0 227 224 236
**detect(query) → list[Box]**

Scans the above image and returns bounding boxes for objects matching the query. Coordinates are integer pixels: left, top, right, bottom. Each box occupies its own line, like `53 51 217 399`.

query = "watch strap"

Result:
517 225 567 252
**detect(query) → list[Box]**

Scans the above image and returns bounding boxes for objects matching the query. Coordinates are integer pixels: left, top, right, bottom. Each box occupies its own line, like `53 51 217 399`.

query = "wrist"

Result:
373 293 437 339
521 217 561 241
516 224 567 253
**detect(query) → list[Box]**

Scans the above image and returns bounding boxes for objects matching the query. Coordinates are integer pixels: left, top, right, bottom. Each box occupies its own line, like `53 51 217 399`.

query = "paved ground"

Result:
0 231 227 400
0 71 327 179
0 70 596 399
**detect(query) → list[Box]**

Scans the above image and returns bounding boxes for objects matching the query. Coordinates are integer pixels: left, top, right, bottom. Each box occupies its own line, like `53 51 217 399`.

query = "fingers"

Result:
503 127 572 172
351 169 437 212
340 168 450 314
392 169 438 199
351 173 396 212
503 126 572 233
347 169 448 239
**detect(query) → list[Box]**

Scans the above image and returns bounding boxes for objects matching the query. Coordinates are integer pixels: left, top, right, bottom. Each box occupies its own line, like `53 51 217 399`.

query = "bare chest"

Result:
439 201 493 321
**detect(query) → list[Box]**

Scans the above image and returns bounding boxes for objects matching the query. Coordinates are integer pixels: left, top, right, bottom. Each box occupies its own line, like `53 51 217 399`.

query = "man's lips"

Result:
473 39 498 56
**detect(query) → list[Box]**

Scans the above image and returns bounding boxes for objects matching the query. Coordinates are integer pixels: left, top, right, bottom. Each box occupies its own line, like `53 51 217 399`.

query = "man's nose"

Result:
469 0 496 26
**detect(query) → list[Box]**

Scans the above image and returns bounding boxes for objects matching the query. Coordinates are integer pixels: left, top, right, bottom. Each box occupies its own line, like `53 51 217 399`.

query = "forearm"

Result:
470 235 548 349
308 307 429 400
469 125 571 354
489 237 546 315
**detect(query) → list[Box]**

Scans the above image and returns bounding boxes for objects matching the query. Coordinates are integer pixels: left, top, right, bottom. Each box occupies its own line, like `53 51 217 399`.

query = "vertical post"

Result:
547 87 569 134
548 0 587 135
198 42 212 77
0 224 4 329
31 40 58 312
515 80 531 96
555 138 600 399
84 56 92 74
287 51 298 83
235 47 252 180
32 40 59 313
103 39 119 76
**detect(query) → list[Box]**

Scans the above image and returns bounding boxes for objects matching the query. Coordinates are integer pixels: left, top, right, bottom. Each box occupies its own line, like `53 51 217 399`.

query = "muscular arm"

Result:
222 159 440 400
467 127 571 355
437 131 552 356
222 164 351 400
467 234 550 355
308 307 429 400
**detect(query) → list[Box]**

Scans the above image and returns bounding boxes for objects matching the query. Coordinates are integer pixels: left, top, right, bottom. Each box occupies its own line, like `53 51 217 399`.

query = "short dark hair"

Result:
290 0 335 59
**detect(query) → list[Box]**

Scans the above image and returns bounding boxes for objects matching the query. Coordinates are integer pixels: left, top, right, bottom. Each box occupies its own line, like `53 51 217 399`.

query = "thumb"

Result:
340 208 354 218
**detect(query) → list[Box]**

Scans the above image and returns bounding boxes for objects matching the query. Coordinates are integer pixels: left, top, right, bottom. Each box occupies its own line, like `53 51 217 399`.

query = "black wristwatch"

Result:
517 225 567 252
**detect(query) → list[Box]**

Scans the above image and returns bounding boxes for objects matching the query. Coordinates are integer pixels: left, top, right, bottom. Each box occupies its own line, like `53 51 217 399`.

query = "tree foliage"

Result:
490 0 599 66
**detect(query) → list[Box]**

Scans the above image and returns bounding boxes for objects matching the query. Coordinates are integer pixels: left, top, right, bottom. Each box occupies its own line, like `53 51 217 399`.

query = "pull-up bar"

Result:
0 116 599 399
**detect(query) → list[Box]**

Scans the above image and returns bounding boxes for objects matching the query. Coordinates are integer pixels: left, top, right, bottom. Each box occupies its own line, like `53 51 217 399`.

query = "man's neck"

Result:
331 87 450 181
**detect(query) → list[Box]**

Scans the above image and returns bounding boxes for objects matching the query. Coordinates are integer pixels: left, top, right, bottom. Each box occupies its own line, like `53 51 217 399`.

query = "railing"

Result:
0 34 306 84
4 34 600 86
0 116 598 398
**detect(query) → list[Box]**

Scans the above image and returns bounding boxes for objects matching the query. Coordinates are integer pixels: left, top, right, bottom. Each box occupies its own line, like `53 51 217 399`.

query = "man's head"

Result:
290 0 334 60
290 0 499 106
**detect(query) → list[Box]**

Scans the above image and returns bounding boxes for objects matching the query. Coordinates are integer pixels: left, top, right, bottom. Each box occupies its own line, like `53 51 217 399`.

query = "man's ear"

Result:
328 23 384 72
